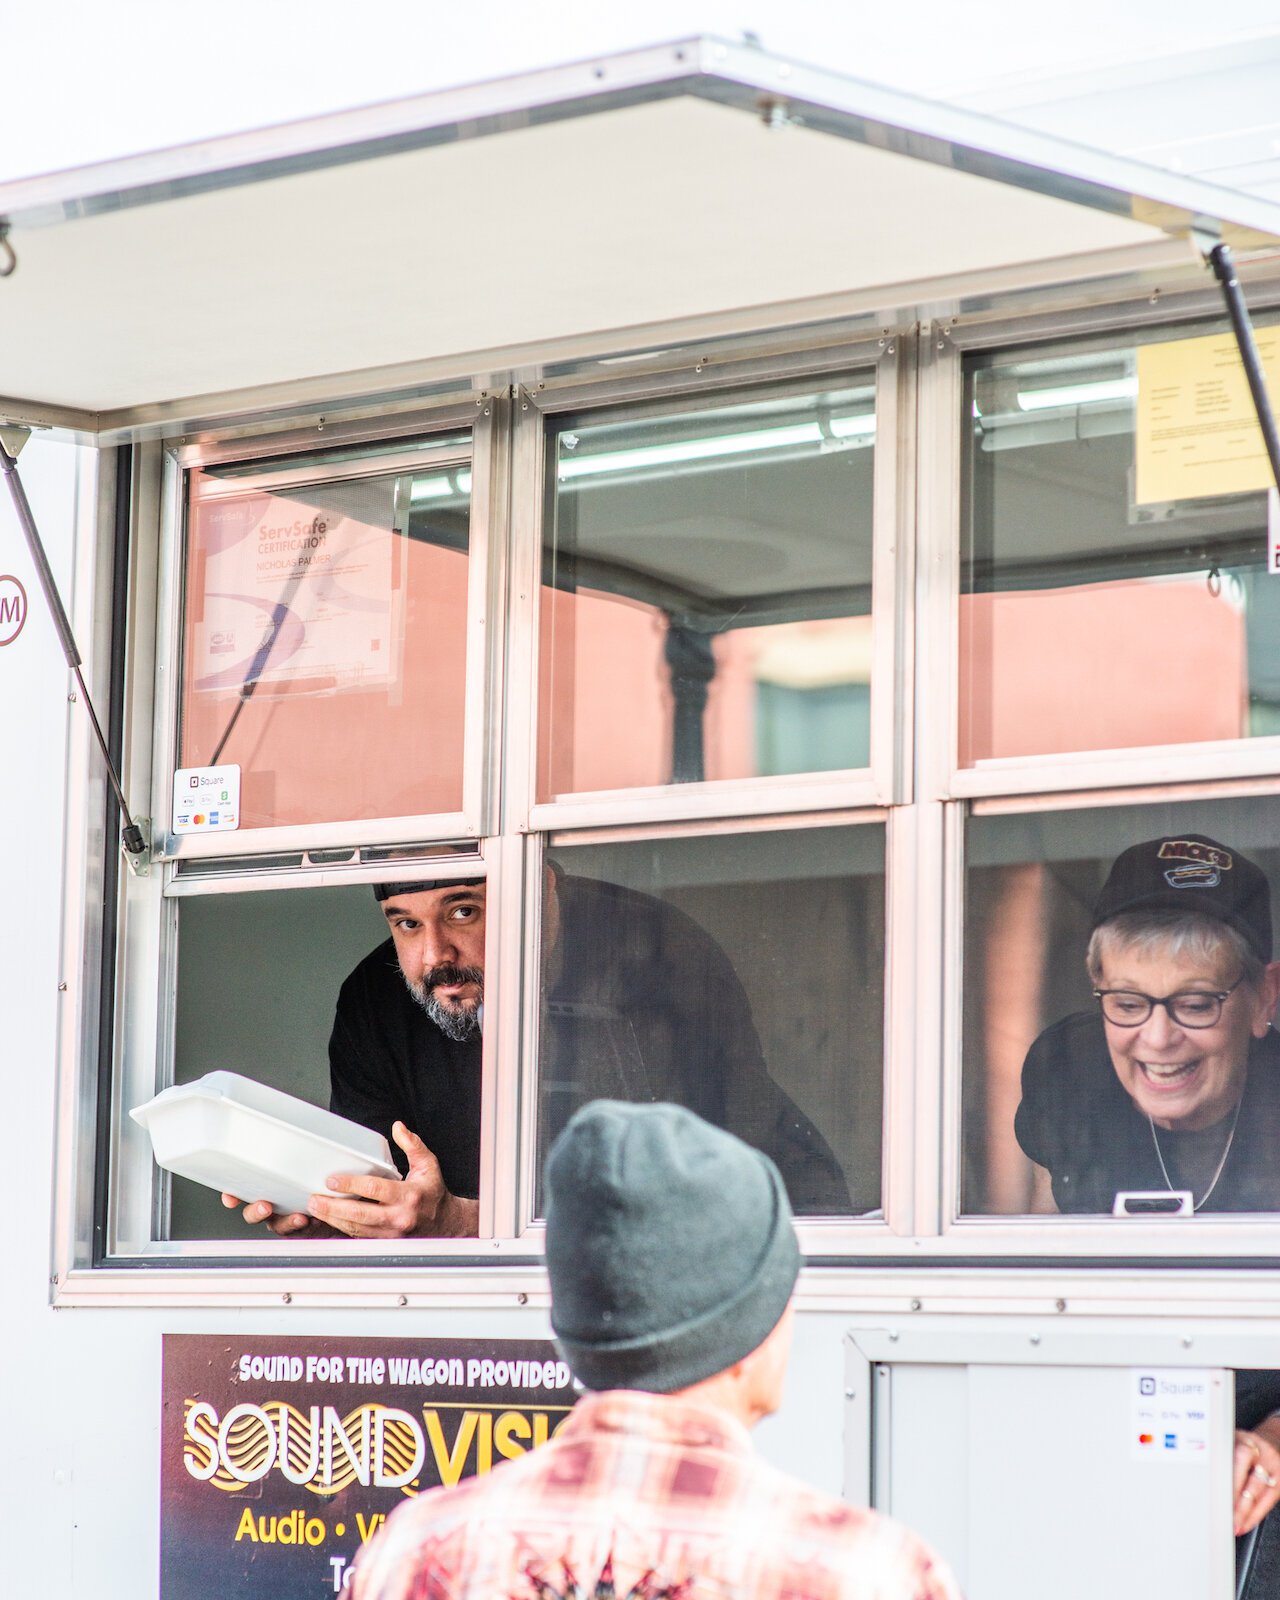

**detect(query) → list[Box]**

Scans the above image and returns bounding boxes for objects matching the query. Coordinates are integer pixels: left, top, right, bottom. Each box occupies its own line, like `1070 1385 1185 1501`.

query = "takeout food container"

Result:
129 1070 399 1215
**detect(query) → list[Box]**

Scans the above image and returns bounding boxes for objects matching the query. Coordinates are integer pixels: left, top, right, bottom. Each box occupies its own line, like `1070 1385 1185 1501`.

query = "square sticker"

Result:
1130 1368 1211 1463
172 764 241 834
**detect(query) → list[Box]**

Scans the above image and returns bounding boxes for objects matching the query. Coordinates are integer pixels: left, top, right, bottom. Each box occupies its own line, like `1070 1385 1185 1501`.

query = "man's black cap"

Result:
1092 833 1272 963
373 878 481 903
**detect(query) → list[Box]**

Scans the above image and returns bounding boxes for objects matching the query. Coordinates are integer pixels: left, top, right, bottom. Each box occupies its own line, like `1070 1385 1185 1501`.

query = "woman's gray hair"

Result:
1087 910 1264 988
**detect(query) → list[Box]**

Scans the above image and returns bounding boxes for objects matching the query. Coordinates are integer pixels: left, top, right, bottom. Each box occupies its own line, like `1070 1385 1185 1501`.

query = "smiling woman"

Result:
960 803 1280 1219
1008 834 1280 1215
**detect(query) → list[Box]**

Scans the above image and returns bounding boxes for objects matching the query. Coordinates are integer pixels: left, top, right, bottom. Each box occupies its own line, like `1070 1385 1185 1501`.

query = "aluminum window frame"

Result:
938 279 1280 802
940 776 1280 1260
68 266 1280 1297
506 337 911 834
150 404 505 862
103 843 545 1263
922 271 1280 1260
512 809 904 1254
98 396 521 1264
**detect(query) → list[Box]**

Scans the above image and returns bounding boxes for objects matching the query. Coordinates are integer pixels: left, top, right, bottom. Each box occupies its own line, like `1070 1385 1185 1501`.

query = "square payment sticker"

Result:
1131 1368 1212 1462
172 764 241 834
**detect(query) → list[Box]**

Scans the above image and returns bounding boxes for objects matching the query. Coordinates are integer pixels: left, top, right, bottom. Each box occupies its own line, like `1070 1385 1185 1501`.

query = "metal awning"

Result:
2 35 1279 433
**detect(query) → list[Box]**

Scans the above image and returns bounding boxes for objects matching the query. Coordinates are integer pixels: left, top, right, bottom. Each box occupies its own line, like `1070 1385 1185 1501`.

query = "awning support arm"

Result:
1205 242 1280 494
0 432 145 855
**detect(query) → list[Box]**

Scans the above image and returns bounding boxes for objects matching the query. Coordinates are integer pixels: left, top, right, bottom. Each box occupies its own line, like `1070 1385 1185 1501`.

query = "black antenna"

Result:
1206 242 1280 493
0 428 145 856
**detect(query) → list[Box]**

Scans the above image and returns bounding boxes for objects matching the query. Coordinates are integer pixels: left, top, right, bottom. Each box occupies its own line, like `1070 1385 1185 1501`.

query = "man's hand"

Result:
219 1125 477 1240
307 1122 479 1239
1234 1418 1280 1535
220 1193 322 1236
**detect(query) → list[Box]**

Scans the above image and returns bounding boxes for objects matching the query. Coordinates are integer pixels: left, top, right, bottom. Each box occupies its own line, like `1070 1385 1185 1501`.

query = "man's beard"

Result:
404 963 484 1042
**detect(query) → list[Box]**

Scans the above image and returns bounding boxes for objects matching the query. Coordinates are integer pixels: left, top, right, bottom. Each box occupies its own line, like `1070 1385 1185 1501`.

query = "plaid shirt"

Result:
351 1389 962 1600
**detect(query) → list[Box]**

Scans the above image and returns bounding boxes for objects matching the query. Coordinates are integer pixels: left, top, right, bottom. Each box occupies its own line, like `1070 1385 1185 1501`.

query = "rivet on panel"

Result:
282 1292 292 1304
397 1294 408 1307
909 1298 921 1311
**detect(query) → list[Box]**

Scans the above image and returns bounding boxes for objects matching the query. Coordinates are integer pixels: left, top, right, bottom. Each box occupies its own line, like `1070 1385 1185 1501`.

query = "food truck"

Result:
6 34 1280 1599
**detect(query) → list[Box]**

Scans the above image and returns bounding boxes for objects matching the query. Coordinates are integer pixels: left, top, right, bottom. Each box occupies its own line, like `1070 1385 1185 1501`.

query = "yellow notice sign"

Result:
1136 329 1280 505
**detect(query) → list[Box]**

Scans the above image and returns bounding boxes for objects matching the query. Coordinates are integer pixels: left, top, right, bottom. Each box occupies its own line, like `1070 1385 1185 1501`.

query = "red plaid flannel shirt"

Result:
351 1389 962 1600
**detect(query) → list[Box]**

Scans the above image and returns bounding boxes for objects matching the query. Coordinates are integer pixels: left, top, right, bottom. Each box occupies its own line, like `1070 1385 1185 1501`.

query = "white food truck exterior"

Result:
6 35 1280 1599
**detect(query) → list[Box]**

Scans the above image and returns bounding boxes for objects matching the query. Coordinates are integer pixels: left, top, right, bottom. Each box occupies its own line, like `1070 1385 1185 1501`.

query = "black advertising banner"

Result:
161 1334 577 1597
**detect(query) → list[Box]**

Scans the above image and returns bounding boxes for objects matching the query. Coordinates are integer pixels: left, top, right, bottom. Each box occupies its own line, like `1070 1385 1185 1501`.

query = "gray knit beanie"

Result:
545 1100 801 1394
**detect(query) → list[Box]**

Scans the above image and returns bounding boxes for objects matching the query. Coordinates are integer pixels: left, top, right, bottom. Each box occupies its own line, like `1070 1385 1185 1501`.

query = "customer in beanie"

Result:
351 1101 961 1600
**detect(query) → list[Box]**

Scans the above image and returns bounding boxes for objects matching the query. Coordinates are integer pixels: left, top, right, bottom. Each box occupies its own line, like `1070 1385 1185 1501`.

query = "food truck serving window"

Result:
536 823 886 1220
961 795 1280 1221
88 294 1280 1274
101 353 894 1265
949 300 1280 1245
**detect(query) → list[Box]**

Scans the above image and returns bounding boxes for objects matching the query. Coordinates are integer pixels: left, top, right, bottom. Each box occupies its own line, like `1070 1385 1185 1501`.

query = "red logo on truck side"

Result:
0 574 27 645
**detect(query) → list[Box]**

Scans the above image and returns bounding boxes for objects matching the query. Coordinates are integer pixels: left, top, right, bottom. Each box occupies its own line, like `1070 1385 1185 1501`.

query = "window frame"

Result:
97 397 525 1265
511 810 900 1255
58 265 1280 1302
941 778 1280 1259
506 337 911 833
152 404 505 861
934 281 1280 803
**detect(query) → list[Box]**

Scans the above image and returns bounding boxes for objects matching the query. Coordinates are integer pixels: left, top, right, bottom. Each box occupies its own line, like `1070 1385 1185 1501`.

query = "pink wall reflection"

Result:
960 578 1247 764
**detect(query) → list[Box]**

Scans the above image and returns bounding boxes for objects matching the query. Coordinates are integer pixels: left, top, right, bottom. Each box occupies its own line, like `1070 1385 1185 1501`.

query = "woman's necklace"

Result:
1147 1095 1243 1213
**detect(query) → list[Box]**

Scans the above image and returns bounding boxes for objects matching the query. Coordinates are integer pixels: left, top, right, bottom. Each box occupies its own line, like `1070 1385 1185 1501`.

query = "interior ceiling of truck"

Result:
1 40 1277 425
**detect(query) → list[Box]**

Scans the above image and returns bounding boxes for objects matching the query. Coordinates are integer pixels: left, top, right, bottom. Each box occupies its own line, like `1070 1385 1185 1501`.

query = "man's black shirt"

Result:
329 874 851 1213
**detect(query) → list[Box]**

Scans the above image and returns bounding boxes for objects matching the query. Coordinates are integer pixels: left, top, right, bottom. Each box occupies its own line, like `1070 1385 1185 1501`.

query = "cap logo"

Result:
1157 840 1233 870
1164 865 1221 889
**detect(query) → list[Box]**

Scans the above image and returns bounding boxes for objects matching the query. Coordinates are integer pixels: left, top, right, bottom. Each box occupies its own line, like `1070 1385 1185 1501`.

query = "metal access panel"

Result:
846 1327 1236 1600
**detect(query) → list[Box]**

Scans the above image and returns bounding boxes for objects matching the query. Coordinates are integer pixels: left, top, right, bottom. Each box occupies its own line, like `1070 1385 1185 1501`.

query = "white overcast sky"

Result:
4 0 1280 183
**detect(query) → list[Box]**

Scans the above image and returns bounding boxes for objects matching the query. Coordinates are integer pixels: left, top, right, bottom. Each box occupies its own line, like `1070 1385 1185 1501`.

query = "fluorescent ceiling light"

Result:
410 469 472 503
557 414 875 481
1016 377 1137 411
828 414 877 440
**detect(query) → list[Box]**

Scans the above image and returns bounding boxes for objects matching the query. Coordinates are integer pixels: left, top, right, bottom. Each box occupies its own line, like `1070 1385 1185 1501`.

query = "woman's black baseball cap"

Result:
1091 834 1272 963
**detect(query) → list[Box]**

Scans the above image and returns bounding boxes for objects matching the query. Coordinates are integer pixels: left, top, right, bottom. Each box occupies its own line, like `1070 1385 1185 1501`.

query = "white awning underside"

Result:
1 40 1277 424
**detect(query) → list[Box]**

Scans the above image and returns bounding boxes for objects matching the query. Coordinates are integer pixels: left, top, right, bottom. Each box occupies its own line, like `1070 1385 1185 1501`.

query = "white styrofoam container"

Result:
130 1070 399 1215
